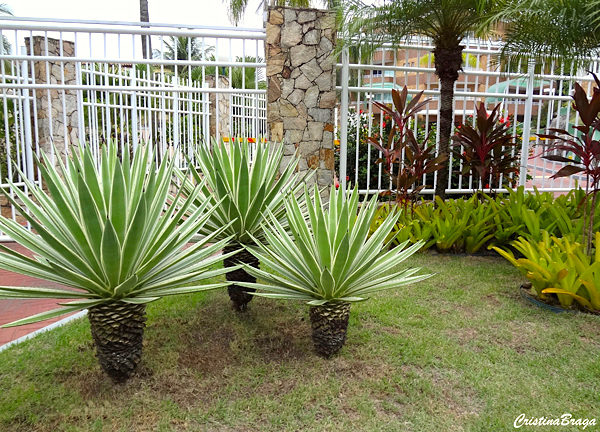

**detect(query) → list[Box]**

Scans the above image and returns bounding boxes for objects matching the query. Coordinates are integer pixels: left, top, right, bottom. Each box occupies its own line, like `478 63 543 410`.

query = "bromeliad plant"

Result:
492 232 600 313
240 186 430 357
538 73 600 254
0 143 234 382
452 102 520 193
177 139 305 312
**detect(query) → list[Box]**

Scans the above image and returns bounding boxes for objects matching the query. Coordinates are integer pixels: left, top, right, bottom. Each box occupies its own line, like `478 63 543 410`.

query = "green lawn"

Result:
1 254 599 432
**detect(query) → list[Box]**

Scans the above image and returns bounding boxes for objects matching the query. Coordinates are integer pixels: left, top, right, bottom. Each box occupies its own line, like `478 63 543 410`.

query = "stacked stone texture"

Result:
25 36 79 162
266 7 336 187
205 75 231 139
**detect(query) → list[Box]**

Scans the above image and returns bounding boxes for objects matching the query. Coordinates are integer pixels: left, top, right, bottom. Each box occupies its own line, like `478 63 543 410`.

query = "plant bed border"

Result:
518 285 600 316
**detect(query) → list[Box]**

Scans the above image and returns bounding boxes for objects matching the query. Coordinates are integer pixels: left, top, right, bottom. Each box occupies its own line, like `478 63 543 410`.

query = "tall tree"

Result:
342 0 502 199
492 0 600 67
225 0 337 26
155 37 214 78
140 0 152 59
0 3 12 55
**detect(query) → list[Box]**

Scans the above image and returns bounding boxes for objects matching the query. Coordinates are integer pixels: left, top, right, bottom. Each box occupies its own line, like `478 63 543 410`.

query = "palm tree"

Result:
494 0 600 68
0 3 12 55
139 0 152 59
231 56 266 89
154 37 214 78
224 0 338 26
0 3 11 15
342 0 503 199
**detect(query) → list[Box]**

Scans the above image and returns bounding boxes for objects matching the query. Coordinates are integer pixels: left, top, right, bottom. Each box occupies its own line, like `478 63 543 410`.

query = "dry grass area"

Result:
1 254 599 431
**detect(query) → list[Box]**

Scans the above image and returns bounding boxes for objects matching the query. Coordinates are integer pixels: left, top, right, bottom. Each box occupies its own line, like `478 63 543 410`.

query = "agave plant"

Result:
177 139 305 312
240 186 431 357
0 143 234 382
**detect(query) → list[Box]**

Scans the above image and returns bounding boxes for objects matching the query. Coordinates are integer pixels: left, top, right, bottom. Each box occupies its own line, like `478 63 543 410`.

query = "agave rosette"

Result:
175 139 308 311
0 143 234 327
241 186 431 305
177 139 306 244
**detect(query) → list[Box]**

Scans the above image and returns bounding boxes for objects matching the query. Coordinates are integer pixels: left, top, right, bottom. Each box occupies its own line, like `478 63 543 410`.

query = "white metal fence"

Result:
336 37 600 194
0 17 266 240
1 16 599 240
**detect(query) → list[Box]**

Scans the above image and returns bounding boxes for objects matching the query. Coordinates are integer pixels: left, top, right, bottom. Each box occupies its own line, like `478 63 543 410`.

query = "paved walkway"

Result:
0 243 76 347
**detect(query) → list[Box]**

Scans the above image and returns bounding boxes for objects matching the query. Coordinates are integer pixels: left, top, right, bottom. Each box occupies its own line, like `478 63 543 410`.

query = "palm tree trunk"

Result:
88 302 147 382
223 244 258 312
139 0 152 59
433 45 464 200
309 302 351 357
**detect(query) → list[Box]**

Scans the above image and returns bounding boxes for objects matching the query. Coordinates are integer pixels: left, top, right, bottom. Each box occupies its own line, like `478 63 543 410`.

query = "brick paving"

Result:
0 243 76 347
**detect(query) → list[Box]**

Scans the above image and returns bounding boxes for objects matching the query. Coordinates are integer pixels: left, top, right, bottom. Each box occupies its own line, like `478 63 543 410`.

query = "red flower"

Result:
346 176 350 181
382 122 386 127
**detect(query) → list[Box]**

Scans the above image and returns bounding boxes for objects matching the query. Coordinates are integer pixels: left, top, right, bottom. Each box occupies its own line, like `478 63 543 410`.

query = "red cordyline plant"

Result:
452 102 520 194
537 73 600 254
367 86 446 208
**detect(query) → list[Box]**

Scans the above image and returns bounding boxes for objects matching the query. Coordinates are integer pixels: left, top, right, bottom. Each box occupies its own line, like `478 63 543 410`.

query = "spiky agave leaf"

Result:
240 185 432 304
176 139 307 245
175 139 308 311
0 142 235 327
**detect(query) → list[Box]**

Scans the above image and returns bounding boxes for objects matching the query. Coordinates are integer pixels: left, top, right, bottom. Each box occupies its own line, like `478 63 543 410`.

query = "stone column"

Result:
266 7 336 188
25 36 79 161
205 75 231 139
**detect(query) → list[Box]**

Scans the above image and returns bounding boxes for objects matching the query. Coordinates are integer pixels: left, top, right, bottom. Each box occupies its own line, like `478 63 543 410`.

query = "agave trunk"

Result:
223 244 258 312
309 302 351 358
88 302 147 382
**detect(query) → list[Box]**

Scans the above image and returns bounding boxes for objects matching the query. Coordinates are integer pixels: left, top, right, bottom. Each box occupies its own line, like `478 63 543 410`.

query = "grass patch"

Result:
1 254 599 431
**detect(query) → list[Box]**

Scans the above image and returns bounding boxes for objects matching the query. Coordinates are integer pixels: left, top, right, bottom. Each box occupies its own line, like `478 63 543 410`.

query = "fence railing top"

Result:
0 17 266 39
0 16 266 34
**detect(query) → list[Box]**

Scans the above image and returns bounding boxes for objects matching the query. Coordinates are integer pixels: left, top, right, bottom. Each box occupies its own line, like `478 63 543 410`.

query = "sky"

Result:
4 0 267 60
7 0 265 29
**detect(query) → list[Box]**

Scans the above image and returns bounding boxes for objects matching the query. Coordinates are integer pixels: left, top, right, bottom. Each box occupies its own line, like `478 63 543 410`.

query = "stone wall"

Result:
266 7 336 187
205 75 231 139
25 36 79 162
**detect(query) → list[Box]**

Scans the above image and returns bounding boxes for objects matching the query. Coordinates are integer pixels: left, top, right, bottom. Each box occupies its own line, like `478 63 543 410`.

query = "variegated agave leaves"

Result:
177 139 306 312
241 186 431 357
0 143 234 381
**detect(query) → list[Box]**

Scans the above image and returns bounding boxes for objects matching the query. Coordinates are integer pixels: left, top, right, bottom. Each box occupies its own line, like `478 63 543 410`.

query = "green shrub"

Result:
493 232 600 312
369 186 600 254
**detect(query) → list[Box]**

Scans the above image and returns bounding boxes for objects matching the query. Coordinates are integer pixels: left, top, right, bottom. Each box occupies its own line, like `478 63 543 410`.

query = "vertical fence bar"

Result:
519 61 535 186
20 49 34 181
339 46 350 191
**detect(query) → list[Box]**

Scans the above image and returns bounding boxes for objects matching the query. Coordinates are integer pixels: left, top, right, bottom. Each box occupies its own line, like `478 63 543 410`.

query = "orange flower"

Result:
248 137 256 143
223 137 230 142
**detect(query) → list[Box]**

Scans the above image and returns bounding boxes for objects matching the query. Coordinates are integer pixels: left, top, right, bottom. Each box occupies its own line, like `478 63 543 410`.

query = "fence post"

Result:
339 46 349 191
266 6 337 189
25 36 79 165
519 61 535 186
